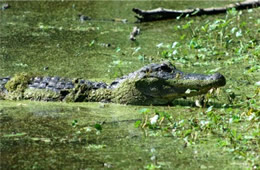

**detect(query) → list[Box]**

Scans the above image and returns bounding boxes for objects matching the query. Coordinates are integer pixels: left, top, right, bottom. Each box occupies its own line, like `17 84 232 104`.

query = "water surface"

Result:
0 1 259 169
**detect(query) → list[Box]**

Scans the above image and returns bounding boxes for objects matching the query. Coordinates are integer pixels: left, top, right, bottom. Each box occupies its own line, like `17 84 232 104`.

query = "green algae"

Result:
63 83 113 103
63 84 90 102
4 72 33 100
23 88 60 101
0 100 251 169
112 78 146 105
87 88 112 103
5 72 32 92
0 1 240 79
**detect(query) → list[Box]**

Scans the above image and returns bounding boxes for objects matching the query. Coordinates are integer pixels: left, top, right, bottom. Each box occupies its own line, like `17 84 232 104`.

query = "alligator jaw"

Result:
162 72 226 100
134 70 226 105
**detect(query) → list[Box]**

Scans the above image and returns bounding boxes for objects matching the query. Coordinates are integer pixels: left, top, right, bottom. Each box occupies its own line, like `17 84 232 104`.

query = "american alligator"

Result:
0 62 226 105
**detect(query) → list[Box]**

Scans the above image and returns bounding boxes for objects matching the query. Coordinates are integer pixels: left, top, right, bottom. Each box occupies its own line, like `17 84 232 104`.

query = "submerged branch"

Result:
133 0 260 22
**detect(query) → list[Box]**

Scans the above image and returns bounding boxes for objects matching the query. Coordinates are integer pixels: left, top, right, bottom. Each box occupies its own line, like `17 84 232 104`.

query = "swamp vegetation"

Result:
0 1 259 169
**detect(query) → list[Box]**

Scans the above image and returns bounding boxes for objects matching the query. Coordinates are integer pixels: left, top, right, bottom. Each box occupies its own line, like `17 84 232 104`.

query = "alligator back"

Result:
0 75 108 101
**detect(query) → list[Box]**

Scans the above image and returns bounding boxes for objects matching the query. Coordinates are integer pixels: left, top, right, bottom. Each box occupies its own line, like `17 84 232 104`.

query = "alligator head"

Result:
110 62 226 105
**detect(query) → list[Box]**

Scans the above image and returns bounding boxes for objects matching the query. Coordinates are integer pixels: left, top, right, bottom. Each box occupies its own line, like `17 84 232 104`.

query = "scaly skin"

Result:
0 62 226 105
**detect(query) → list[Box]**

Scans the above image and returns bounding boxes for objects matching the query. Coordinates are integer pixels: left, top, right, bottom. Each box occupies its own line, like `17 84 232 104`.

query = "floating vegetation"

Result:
135 87 259 169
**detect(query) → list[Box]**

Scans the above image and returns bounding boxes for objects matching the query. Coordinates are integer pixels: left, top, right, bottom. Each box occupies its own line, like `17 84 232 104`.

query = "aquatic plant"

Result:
135 87 259 168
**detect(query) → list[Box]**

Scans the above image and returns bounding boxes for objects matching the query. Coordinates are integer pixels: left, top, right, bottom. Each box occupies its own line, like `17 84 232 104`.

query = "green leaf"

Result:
206 106 213 113
191 9 200 15
115 47 121 52
94 123 102 131
3 132 27 137
139 108 150 115
135 120 142 128
89 40 95 47
138 55 145 62
184 129 192 137
209 67 221 73
236 30 242 37
72 120 78 127
247 9 253 13
227 8 237 16
176 14 183 20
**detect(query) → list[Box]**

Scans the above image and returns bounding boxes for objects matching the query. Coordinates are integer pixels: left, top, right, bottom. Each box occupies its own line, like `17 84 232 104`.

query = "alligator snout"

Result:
210 73 226 87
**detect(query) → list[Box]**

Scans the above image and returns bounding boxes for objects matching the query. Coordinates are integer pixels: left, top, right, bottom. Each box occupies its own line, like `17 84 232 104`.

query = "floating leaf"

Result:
133 47 141 54
150 115 159 125
3 132 27 137
171 42 178 48
138 55 145 62
86 144 106 150
185 89 191 94
89 40 95 47
94 123 102 131
231 27 237 34
255 81 260 86
134 120 141 128
156 43 163 48
209 67 221 73
72 120 78 127
236 30 242 37
14 63 28 68
139 108 150 114
206 106 213 113
115 47 121 52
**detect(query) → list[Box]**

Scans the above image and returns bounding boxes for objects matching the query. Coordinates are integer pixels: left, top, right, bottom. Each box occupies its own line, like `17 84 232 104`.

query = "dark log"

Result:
133 0 260 22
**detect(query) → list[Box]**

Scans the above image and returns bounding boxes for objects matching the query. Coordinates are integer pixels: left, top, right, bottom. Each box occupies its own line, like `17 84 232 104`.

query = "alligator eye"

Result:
160 65 172 72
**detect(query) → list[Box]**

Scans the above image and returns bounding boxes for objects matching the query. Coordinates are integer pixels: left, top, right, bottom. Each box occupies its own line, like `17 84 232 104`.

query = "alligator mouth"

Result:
180 72 226 88
135 71 226 102
155 72 226 100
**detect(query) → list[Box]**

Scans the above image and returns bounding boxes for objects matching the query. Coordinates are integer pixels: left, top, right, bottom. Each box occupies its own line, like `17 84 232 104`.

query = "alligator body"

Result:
0 62 226 105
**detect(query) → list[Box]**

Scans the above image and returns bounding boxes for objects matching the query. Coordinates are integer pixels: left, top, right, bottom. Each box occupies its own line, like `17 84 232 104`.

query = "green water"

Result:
0 1 234 79
0 1 259 169
0 101 243 169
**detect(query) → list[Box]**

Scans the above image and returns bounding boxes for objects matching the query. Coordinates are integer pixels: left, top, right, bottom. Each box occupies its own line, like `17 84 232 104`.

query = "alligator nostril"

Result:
213 73 226 86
